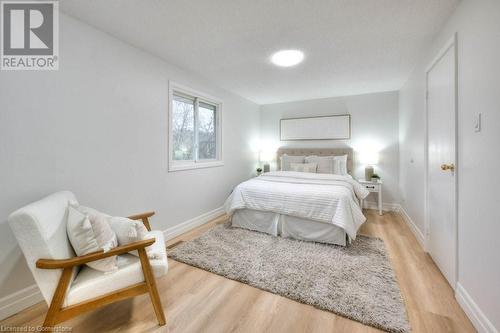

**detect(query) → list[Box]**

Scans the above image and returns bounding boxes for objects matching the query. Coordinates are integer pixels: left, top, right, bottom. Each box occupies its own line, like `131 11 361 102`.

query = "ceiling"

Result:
61 0 459 105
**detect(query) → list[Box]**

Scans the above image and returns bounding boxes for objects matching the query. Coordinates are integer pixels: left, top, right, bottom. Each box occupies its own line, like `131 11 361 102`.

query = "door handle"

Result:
440 163 455 171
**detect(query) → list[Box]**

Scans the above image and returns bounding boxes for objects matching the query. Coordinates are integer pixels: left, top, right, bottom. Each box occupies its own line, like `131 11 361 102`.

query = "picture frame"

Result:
280 114 351 141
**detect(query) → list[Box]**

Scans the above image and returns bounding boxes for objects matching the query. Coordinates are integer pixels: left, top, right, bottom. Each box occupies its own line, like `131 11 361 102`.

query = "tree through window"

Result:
169 85 222 171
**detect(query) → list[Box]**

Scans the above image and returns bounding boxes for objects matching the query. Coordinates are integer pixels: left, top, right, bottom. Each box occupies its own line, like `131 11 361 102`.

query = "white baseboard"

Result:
456 283 498 333
362 202 426 250
163 206 225 241
396 205 425 249
0 284 43 321
362 201 400 212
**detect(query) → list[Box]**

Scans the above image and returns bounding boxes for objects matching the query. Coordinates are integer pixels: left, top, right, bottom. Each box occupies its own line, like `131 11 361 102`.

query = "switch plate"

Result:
474 113 482 132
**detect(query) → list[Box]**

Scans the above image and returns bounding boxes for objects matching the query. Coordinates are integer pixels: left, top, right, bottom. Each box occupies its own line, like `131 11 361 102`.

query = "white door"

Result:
426 39 457 288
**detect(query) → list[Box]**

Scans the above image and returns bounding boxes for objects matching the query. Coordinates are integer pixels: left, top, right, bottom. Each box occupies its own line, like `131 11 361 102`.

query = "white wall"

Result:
399 0 500 331
260 91 400 206
0 13 260 306
399 68 426 234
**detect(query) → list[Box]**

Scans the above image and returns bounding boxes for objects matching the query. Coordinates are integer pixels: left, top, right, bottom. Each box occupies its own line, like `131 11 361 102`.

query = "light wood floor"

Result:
1 210 476 333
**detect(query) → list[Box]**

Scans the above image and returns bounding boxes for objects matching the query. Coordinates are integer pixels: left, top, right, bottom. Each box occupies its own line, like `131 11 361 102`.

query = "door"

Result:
426 37 457 288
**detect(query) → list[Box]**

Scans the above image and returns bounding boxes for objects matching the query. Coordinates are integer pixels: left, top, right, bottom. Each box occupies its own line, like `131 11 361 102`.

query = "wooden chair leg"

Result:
43 267 73 331
141 217 152 231
138 248 166 326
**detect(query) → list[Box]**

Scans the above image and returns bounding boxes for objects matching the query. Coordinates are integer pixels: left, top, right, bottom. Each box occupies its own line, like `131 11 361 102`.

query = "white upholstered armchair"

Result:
8 191 168 329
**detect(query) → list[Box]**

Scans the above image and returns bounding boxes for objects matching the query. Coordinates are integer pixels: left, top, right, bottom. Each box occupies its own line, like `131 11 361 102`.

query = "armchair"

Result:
8 191 167 330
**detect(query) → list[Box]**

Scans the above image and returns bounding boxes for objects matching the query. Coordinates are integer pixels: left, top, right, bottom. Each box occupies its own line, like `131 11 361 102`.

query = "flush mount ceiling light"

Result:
270 49 304 67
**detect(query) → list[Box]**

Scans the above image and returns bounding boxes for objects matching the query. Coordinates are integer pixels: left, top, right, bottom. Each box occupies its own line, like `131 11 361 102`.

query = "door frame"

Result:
424 32 459 288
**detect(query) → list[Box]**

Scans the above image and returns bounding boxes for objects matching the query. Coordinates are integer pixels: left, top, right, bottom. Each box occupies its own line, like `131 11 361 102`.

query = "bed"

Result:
224 148 369 246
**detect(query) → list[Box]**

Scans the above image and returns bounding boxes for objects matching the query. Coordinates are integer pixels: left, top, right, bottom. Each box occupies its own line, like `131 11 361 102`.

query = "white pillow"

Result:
305 155 334 174
280 154 305 171
66 205 118 272
333 155 348 175
290 162 318 173
70 203 117 251
108 216 161 259
72 203 111 220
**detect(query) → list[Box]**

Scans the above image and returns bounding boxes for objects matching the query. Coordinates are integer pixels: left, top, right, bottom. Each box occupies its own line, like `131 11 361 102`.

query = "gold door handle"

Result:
440 163 455 171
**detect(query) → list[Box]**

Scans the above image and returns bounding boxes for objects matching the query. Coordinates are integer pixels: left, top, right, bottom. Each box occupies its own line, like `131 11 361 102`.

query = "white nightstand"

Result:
358 179 383 215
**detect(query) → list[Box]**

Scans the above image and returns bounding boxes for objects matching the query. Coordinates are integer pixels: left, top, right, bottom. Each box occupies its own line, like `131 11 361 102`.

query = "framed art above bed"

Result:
280 114 351 141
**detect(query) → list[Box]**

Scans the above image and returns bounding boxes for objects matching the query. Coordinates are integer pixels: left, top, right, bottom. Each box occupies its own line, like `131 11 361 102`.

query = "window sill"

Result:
168 160 224 172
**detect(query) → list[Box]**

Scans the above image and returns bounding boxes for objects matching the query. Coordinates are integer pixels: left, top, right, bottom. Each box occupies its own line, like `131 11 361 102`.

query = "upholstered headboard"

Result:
276 147 354 174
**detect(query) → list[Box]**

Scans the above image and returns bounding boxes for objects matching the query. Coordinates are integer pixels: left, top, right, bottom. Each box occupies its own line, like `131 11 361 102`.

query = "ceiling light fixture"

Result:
270 49 304 67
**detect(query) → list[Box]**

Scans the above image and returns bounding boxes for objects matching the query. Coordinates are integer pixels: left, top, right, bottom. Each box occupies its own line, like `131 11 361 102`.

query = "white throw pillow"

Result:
333 155 348 175
108 216 147 245
73 204 110 219
305 155 335 174
66 205 118 272
108 216 161 259
280 154 305 171
70 203 117 251
290 162 318 173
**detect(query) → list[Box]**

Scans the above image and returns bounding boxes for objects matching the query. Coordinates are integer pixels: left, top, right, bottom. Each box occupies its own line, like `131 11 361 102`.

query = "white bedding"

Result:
224 171 369 240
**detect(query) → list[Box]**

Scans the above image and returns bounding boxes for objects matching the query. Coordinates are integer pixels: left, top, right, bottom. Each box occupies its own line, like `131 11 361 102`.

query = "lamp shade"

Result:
259 150 275 163
359 151 379 165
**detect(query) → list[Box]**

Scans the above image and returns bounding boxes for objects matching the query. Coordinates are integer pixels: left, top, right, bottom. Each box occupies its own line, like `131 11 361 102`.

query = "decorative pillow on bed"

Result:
290 162 318 173
280 154 305 171
305 155 334 174
333 155 348 175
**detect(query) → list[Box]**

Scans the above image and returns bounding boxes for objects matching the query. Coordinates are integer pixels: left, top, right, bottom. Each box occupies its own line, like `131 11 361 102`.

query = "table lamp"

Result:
360 151 379 181
259 150 274 173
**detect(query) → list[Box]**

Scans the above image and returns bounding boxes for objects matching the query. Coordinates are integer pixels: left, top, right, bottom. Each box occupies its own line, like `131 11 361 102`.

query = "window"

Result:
169 82 222 171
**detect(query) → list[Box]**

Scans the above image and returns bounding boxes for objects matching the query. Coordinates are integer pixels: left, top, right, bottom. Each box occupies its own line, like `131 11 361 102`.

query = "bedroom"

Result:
0 1 498 332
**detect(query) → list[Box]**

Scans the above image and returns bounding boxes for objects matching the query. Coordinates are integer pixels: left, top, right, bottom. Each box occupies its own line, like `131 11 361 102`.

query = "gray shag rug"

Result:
169 224 410 333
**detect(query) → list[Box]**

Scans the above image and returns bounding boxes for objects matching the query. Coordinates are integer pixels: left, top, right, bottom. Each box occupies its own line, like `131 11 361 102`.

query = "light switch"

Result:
474 113 481 132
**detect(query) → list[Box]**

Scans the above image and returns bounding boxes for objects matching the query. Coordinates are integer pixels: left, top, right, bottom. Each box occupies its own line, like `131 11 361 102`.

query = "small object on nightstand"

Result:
360 151 379 181
365 165 374 181
358 179 383 215
256 167 263 176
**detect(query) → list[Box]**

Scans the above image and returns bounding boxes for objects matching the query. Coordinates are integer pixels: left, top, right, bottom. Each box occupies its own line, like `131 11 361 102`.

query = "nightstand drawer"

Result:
358 179 383 215
363 184 381 192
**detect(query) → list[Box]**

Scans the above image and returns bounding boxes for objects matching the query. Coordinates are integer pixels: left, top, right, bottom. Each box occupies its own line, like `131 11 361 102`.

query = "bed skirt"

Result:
230 209 347 246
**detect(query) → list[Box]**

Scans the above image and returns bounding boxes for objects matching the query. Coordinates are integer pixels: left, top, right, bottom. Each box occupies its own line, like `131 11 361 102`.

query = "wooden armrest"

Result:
36 238 156 270
128 211 155 221
127 211 155 231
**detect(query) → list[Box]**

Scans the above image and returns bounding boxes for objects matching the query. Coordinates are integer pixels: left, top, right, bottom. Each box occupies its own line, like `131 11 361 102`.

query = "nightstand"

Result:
358 179 383 215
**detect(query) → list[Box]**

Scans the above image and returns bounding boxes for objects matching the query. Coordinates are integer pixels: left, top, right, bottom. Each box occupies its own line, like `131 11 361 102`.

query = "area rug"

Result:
169 224 410 333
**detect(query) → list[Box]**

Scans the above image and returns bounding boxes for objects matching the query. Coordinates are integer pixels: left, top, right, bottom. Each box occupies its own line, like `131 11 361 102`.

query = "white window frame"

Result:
168 81 223 172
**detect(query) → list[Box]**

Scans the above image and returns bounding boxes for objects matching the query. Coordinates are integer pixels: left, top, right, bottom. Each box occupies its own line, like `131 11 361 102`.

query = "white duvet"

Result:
224 171 369 240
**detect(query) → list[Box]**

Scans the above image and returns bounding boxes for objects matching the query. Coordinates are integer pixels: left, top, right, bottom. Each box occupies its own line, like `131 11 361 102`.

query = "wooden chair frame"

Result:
35 212 166 331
